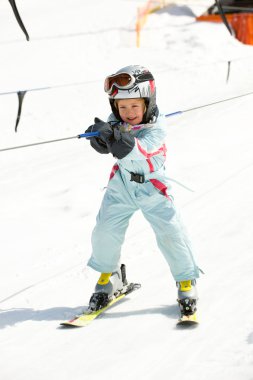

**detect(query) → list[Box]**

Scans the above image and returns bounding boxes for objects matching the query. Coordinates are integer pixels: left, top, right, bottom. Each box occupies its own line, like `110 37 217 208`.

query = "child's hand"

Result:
85 118 113 142
85 117 135 159
84 118 113 154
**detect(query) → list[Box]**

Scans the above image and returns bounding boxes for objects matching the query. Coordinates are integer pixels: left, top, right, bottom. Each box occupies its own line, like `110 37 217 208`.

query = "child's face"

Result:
116 98 146 126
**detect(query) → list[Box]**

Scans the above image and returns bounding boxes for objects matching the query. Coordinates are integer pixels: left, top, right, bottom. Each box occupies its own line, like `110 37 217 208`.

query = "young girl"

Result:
85 65 199 317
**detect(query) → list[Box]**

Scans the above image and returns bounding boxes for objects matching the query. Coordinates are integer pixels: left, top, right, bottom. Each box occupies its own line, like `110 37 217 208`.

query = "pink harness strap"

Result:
150 179 171 200
109 164 119 180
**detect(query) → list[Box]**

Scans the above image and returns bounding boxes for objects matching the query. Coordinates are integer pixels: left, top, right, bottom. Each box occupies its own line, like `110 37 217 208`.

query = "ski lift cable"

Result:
0 79 101 97
166 89 253 116
2 56 253 97
0 132 98 153
1 90 253 154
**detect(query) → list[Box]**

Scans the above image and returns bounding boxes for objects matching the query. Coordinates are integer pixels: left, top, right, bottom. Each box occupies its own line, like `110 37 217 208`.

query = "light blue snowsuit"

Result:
87 114 199 282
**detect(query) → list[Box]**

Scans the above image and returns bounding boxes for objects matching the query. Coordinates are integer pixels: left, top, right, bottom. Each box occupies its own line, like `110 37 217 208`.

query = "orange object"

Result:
197 13 253 46
136 1 167 47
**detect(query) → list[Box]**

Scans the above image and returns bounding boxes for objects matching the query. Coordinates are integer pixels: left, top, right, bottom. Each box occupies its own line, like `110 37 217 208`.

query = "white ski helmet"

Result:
104 65 158 123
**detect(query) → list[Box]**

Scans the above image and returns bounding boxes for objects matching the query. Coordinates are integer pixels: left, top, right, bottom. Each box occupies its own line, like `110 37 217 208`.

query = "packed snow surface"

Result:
1 1 253 379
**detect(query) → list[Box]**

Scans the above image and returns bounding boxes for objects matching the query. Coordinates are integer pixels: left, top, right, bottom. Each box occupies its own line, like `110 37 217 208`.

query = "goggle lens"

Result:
104 71 154 94
104 73 133 93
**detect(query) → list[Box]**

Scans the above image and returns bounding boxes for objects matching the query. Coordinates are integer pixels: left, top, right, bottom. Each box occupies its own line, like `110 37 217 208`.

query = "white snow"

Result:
1 1 253 379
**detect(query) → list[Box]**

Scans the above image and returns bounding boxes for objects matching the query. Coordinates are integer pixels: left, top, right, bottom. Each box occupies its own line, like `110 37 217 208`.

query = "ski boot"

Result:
88 264 128 312
177 279 198 317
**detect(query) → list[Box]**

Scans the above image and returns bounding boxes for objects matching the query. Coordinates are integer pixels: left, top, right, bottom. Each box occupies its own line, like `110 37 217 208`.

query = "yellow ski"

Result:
60 283 141 328
177 312 198 326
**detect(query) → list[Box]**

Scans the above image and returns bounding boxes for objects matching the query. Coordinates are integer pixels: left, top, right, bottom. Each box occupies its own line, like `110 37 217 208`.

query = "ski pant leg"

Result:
87 172 137 273
140 189 199 282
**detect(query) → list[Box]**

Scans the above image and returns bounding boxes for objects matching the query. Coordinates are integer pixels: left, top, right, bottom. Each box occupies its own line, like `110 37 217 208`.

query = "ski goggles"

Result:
104 72 154 94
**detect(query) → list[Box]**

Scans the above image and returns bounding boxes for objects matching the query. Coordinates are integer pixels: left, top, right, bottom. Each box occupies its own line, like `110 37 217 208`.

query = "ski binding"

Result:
60 282 141 328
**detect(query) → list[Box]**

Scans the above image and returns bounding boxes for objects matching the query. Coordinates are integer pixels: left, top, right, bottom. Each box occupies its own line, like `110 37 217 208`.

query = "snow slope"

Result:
1 1 253 379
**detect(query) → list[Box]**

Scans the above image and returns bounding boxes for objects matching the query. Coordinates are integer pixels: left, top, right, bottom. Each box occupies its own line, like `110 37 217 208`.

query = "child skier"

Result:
85 65 199 318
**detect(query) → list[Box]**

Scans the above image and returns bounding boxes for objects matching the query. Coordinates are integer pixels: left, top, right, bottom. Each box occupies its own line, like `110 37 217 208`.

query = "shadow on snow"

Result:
0 298 179 329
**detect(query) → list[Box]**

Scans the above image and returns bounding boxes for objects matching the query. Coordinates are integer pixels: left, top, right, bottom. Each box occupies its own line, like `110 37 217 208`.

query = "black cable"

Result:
215 0 233 35
8 0 29 41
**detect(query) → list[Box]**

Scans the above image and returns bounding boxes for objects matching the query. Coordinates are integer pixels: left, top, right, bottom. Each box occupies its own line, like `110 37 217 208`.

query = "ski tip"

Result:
177 313 199 328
